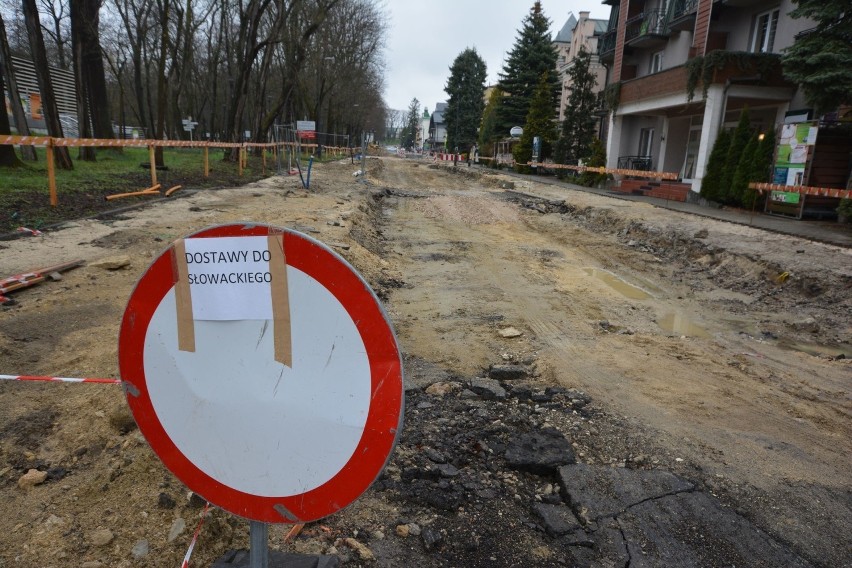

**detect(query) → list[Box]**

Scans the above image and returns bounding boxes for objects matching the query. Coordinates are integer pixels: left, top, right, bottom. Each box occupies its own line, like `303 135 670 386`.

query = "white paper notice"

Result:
183 236 274 320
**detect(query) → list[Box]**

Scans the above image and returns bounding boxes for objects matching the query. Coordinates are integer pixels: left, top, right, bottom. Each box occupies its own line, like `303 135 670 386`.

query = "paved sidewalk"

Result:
477 165 852 248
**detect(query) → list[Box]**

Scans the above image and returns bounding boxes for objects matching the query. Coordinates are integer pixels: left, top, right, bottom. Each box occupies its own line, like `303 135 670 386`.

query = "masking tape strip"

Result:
171 239 196 352
268 234 292 367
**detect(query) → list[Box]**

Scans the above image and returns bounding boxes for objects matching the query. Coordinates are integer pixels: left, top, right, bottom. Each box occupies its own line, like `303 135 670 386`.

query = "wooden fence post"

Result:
46 139 57 207
203 147 209 178
148 145 157 186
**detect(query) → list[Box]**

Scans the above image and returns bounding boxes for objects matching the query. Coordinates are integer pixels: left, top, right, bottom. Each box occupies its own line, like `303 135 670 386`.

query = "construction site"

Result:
0 155 850 567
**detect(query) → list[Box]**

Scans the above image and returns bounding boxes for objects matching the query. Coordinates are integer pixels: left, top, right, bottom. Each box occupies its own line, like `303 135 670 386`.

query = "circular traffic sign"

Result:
119 223 404 523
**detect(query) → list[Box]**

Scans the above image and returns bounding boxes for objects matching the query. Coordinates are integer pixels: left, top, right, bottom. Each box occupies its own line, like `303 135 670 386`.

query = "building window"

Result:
649 51 664 74
639 128 654 158
751 9 779 53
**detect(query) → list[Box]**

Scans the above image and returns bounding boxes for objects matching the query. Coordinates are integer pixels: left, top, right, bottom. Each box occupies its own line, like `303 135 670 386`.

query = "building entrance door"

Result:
681 126 701 182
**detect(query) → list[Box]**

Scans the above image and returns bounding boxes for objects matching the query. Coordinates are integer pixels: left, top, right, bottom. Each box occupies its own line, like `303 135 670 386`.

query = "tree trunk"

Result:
154 0 171 165
22 0 73 169
70 1 95 160
73 0 115 142
0 13 35 160
0 67 23 167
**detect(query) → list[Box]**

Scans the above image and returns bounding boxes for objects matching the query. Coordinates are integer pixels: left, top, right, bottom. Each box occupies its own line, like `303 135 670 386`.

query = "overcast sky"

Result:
383 1 610 114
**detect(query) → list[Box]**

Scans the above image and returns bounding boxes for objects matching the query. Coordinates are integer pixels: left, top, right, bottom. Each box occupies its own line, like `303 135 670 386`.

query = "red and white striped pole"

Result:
0 374 121 384
181 503 211 568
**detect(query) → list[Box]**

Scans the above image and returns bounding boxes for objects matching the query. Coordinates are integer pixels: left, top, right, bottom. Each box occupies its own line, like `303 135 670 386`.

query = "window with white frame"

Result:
639 128 654 157
649 51 664 74
751 8 779 53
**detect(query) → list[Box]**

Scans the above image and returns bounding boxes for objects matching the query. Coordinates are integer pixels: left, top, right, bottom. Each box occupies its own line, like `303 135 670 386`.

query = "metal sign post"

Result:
250 521 269 568
182 117 198 142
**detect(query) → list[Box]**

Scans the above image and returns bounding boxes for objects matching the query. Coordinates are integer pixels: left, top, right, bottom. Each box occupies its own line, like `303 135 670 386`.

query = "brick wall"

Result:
620 66 689 104
612 0 630 83
692 0 714 57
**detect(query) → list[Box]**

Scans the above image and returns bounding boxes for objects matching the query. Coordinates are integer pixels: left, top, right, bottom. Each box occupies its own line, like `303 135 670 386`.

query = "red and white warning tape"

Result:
2 373 214 564
0 374 120 384
2 373 217 564
181 503 211 568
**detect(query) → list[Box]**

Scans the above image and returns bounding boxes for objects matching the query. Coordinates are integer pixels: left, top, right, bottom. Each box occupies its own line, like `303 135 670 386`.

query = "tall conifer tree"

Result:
782 0 852 114
400 98 420 149
555 46 599 166
444 48 487 151
496 2 559 137
478 87 503 158
700 129 731 202
513 72 558 173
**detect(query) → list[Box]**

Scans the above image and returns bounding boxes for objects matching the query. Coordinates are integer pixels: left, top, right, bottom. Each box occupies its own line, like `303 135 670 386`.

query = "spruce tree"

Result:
478 87 503 158
555 46 599 166
444 48 488 152
400 98 420 149
743 128 776 208
700 129 731 202
720 107 752 204
513 72 558 173
497 2 559 137
731 136 759 206
577 138 608 187
781 0 852 114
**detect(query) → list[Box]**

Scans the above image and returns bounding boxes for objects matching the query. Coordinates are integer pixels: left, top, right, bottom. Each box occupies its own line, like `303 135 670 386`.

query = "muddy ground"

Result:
0 156 849 567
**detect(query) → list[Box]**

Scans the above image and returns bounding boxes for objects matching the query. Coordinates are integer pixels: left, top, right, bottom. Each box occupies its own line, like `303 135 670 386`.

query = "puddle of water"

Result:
658 313 711 338
583 268 651 300
778 340 852 359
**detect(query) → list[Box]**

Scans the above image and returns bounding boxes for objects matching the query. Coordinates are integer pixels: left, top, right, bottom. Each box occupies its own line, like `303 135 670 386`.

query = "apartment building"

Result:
599 0 814 195
553 11 608 123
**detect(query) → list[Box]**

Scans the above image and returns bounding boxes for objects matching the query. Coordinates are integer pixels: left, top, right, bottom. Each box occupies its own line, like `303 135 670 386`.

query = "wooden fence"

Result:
0 135 349 206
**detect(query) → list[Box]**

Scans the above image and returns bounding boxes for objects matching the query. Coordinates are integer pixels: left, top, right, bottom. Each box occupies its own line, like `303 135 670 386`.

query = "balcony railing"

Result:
598 30 617 56
668 0 699 32
671 0 699 20
618 155 653 171
625 10 670 44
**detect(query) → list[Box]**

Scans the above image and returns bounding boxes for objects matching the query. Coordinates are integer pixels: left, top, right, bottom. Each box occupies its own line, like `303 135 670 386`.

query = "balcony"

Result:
598 30 617 63
620 66 690 105
668 0 699 32
625 10 670 48
698 51 790 93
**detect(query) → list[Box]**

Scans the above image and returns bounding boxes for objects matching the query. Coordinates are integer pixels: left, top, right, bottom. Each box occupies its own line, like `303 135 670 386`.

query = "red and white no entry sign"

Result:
119 223 404 523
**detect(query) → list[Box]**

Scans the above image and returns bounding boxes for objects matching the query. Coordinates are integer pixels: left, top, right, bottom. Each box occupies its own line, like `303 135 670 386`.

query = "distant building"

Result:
427 102 448 149
2 55 77 135
598 0 816 194
419 108 431 149
553 12 608 123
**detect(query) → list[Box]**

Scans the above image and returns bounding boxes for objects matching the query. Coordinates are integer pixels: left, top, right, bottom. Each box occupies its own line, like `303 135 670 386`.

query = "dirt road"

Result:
374 159 851 564
0 157 849 566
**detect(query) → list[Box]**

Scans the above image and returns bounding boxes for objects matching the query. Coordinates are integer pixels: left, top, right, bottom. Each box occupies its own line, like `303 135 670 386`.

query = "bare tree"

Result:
22 0 72 169
37 0 69 68
294 0 387 141
384 109 406 143
92 0 388 158
111 0 154 133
